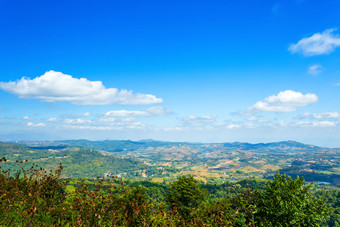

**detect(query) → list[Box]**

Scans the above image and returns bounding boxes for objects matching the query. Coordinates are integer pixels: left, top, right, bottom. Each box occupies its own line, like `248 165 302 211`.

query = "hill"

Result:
0 142 145 178
1 140 339 186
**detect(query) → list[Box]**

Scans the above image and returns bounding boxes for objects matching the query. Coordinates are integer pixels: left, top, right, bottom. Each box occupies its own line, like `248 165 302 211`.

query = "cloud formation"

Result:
23 116 33 120
308 64 322 75
63 118 93 124
26 122 46 127
300 112 340 119
289 29 340 56
295 121 336 127
45 114 145 130
105 106 172 117
46 118 58 122
0 70 162 105
225 124 241 129
248 90 318 113
63 120 145 130
181 115 215 127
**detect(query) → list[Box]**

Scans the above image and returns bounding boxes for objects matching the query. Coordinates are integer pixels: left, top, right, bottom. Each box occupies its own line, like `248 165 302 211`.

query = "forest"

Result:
1 140 339 226
1 156 339 226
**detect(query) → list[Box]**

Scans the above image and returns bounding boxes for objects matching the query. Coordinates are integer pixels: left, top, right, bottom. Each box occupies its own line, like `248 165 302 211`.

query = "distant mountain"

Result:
47 139 333 153
8 139 338 156
54 139 191 152
222 140 325 153
4 139 337 151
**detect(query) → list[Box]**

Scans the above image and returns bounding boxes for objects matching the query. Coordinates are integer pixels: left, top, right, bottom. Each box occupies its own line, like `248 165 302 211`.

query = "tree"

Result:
165 175 209 220
255 173 330 226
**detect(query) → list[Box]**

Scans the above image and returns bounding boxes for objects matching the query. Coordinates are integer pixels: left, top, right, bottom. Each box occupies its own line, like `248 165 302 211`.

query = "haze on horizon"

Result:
1 0 340 147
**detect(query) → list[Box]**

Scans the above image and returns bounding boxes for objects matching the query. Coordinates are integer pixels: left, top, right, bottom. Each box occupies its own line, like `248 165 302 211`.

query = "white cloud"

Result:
99 117 117 122
23 116 33 120
63 120 145 130
0 70 162 105
60 112 91 119
247 116 257 121
181 115 215 127
105 110 148 117
105 106 172 117
26 122 46 127
246 116 268 124
99 117 136 123
98 117 136 123
123 121 145 129
146 106 173 115
63 125 114 130
244 122 257 128
277 120 287 127
312 112 340 119
163 127 185 132
45 117 93 124
295 121 336 127
298 112 340 119
83 112 90 117
44 115 145 130
225 124 241 129
297 112 311 119
308 64 322 75
46 117 58 122
63 118 93 124
248 90 318 113
121 117 135 122
289 29 340 56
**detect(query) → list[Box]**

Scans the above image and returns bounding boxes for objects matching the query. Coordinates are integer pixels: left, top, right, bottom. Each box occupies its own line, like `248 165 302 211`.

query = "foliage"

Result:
316 189 340 226
0 157 153 226
0 157 336 226
0 158 67 225
165 175 209 220
254 173 330 226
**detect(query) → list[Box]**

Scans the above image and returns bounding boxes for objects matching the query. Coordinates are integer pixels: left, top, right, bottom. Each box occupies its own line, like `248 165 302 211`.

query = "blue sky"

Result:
1 0 340 147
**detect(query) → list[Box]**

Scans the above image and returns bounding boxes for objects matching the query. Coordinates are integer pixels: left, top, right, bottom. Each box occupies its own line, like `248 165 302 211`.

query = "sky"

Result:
0 0 340 147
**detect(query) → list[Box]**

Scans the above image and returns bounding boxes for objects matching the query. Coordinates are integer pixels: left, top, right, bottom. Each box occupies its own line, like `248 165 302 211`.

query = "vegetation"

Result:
0 157 336 226
0 142 146 178
165 175 209 220
3 140 339 187
254 174 329 226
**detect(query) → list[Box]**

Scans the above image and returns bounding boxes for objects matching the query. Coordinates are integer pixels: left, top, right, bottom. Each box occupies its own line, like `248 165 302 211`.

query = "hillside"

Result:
0 142 145 178
0 140 338 186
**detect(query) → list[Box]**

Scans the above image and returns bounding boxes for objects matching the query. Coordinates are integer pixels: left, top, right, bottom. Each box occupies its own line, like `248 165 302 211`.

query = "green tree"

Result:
255 173 330 226
165 175 209 220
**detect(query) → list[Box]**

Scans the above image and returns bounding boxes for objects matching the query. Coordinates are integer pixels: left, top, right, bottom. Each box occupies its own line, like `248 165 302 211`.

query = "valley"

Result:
1 140 339 187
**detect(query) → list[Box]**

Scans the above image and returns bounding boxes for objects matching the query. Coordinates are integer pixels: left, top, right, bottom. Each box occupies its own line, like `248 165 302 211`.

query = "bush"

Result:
0 157 332 226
